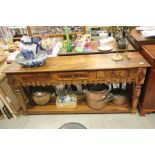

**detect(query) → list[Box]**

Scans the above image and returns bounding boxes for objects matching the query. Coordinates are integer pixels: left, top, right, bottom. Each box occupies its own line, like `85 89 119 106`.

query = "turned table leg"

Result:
132 85 141 113
131 68 147 114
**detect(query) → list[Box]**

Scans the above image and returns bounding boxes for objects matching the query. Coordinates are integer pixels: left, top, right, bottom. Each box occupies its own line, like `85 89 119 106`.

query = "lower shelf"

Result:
27 97 132 115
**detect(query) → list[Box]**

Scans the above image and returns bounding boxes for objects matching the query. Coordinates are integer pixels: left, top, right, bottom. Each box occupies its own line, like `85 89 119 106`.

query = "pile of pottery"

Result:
85 84 113 110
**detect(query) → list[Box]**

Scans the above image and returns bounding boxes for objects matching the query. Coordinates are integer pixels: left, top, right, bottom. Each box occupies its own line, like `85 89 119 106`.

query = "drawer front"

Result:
13 73 52 83
53 71 96 81
97 69 138 82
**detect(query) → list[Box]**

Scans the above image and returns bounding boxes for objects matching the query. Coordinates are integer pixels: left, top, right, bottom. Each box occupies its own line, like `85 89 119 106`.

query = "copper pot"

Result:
110 88 128 105
86 94 113 110
86 89 109 101
86 84 109 101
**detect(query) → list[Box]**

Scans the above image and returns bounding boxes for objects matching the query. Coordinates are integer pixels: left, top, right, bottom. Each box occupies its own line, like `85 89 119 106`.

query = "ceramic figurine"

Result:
75 34 84 52
84 34 91 52
71 35 76 48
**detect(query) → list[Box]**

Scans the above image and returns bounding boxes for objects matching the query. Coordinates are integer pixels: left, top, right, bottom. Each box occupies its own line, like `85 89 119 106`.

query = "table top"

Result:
4 52 150 74
142 45 155 60
58 39 135 56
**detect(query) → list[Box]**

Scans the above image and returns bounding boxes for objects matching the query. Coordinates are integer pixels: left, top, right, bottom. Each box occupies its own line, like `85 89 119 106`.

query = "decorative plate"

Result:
98 46 113 51
15 51 48 67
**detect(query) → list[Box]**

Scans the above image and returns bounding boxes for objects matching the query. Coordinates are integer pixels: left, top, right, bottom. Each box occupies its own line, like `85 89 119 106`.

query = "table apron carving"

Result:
8 68 146 87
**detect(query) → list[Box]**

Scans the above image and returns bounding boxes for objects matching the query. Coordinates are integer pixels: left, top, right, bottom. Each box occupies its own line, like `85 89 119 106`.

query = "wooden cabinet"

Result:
5 52 150 115
140 45 155 115
127 29 155 51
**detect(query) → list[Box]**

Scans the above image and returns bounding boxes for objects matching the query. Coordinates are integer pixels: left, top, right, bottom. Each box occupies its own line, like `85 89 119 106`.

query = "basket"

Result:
32 91 51 105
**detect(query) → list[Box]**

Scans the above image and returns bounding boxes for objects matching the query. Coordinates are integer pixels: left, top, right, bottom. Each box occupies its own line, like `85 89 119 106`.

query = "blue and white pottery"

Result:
15 50 48 67
21 36 33 44
20 43 37 60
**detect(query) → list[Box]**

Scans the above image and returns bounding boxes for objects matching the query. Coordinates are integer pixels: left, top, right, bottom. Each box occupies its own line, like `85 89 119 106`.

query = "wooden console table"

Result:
4 52 150 115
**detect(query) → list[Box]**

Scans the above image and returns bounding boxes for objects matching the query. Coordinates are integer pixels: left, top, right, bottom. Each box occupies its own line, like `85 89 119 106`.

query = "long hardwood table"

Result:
4 52 150 115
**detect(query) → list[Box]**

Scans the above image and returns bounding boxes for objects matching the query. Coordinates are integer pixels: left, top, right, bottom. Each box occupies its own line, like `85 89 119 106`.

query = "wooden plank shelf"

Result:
32 32 85 37
58 39 135 56
27 97 132 115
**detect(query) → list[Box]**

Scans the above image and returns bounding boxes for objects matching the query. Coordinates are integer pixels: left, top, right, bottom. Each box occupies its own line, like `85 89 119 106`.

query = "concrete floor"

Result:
0 113 155 129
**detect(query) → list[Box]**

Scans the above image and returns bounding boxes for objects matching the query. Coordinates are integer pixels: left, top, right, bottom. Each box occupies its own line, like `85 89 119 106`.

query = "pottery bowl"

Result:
15 50 48 67
32 91 51 105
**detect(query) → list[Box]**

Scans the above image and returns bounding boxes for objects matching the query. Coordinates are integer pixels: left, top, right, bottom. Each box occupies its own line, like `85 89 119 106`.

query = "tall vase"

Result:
65 26 71 52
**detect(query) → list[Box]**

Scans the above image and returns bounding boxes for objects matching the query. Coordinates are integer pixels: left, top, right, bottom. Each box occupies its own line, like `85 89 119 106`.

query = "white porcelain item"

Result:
99 32 108 40
98 46 113 51
99 37 115 46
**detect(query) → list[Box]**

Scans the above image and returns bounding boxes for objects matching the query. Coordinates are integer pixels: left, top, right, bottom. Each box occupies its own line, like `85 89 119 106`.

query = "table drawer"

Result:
53 71 96 81
13 73 52 83
97 69 138 82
